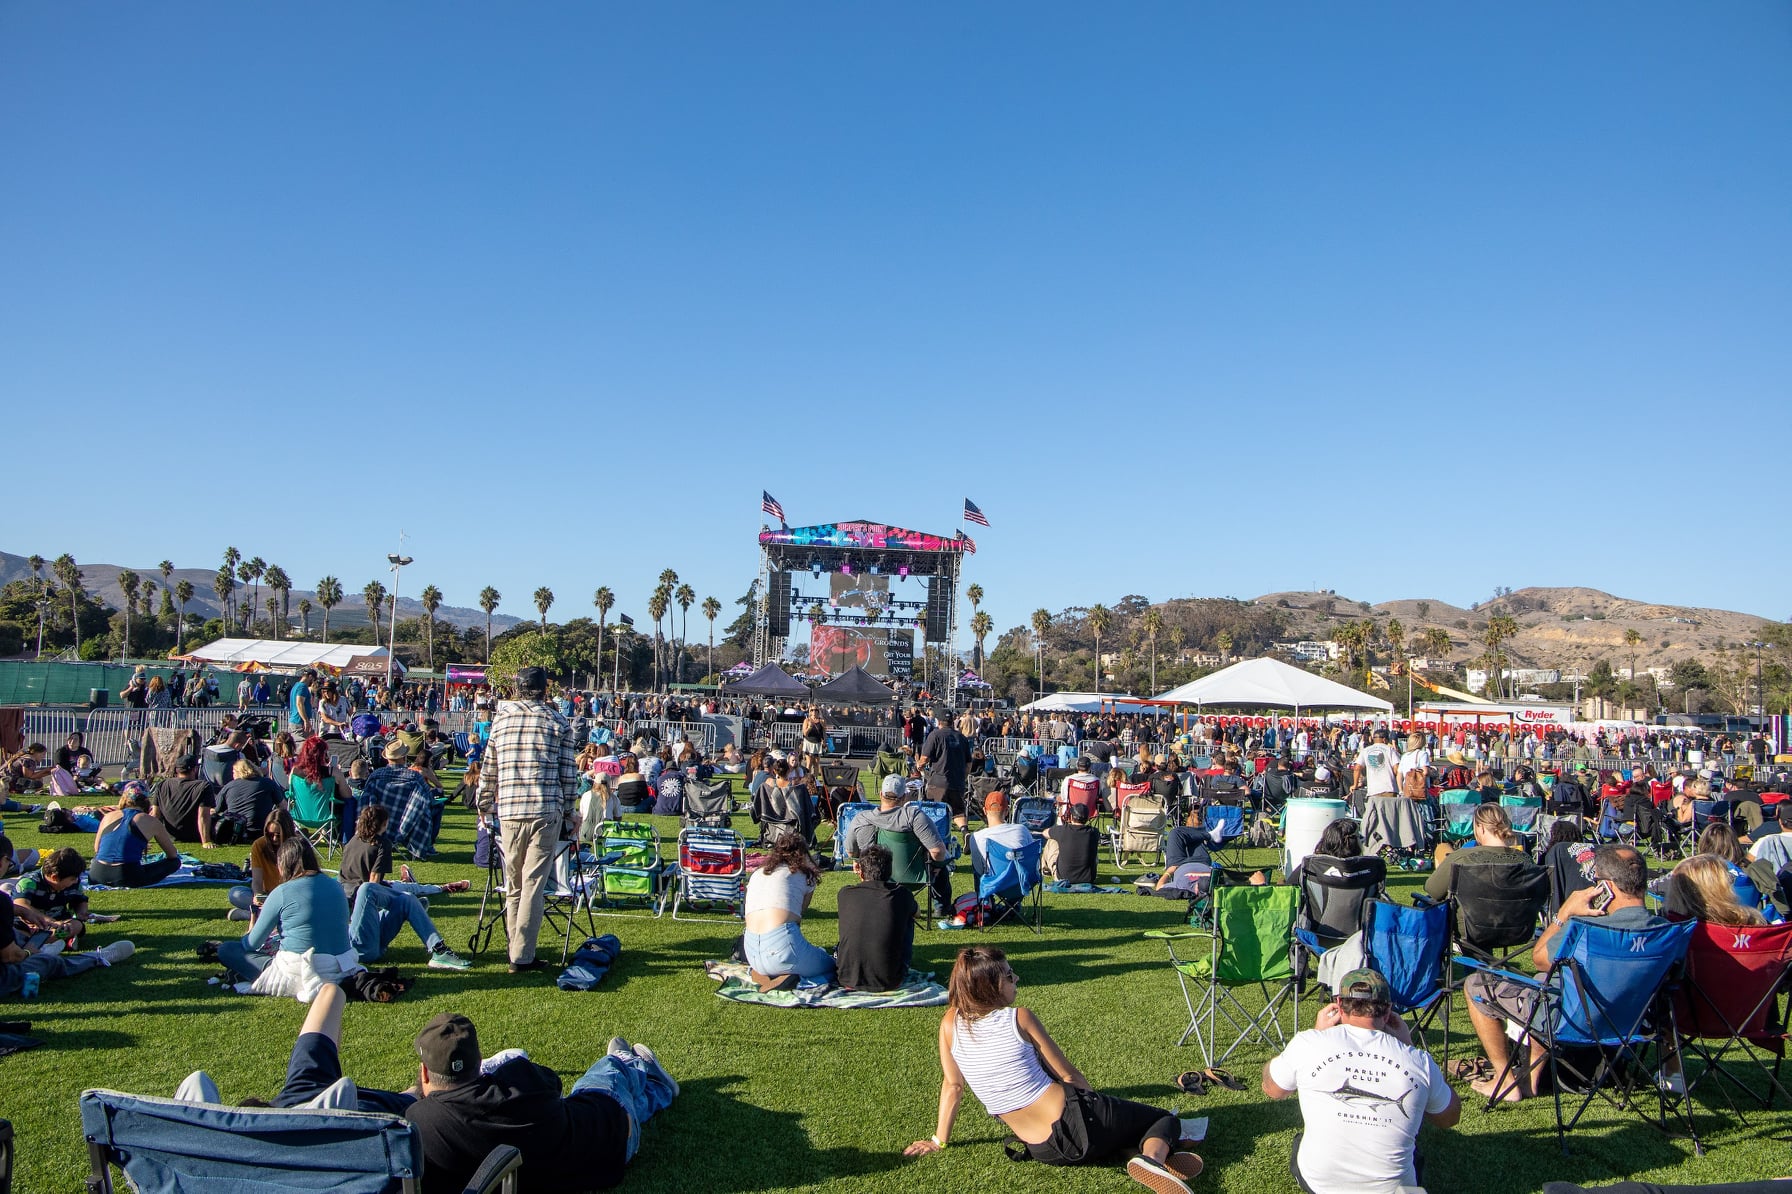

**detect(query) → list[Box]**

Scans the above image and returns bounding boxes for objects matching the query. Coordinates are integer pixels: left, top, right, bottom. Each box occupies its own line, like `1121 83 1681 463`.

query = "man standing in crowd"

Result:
481 667 580 975
918 705 971 832
289 668 317 737
1353 727 1400 799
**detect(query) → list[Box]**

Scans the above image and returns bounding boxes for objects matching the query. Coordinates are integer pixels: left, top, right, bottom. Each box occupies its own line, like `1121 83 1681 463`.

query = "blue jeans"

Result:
743 922 835 981
217 937 272 980
0 950 106 997
571 1052 677 1163
349 883 441 961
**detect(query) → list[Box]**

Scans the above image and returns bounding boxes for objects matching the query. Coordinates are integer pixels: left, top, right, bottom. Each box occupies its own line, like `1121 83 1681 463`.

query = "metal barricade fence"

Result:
628 720 717 753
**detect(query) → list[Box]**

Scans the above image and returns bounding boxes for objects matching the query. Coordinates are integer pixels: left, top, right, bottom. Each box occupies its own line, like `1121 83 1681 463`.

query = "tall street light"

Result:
386 552 413 689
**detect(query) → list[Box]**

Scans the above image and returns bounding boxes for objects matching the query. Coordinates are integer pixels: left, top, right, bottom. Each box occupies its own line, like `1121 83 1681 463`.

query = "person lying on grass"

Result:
906 945 1202 1194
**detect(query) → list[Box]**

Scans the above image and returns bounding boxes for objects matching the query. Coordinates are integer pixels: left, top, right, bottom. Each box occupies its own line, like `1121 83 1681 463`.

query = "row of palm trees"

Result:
518 573 725 688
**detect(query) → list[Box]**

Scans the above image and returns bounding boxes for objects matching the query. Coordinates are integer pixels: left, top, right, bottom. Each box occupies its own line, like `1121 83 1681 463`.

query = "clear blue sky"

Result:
4 3 1788 641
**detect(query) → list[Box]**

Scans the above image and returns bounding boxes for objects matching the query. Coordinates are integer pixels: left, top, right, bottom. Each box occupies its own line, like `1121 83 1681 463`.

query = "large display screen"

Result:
802 575 914 677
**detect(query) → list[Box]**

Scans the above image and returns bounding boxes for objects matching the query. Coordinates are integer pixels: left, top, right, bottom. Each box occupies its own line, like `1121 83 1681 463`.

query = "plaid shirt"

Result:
482 699 580 822
360 766 440 859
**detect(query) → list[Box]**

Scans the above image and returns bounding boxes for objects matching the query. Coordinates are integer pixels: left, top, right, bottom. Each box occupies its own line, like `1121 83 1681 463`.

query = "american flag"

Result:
960 532 977 554
762 491 786 522
963 498 989 526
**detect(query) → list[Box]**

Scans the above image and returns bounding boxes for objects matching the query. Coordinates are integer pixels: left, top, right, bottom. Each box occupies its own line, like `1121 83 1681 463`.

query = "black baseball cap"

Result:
415 1013 481 1080
516 667 548 694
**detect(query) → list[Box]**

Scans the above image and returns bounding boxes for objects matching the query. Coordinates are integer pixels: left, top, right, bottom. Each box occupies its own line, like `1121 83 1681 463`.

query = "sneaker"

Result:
607 1036 633 1058
428 947 472 970
1166 1152 1204 1181
1127 1156 1193 1194
96 941 136 966
632 1042 680 1098
399 864 416 884
1658 1070 1686 1096
227 907 251 921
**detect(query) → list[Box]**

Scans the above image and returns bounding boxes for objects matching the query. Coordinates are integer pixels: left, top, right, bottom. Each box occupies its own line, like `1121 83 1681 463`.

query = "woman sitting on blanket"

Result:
905 946 1201 1193
743 833 834 991
210 835 359 1000
90 788 184 888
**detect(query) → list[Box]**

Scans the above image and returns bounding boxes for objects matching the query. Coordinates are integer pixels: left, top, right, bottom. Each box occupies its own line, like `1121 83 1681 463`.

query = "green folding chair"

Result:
876 829 936 928
1148 883 1300 1067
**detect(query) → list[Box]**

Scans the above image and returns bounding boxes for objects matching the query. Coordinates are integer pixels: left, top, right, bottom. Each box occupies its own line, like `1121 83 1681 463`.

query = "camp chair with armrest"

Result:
1444 858 1551 969
831 802 875 870
876 829 937 928
1013 795 1056 834
1290 854 1386 996
912 800 962 865
1671 919 1792 1123
1500 793 1544 845
1148 883 1300 1067
977 836 1044 934
1455 918 1698 1154
681 777 734 829
1360 897 1453 1060
670 826 747 921
80 1088 521 1194
590 820 667 918
1434 792 1479 847
1113 792 1168 870
1203 803 1247 868
289 775 342 860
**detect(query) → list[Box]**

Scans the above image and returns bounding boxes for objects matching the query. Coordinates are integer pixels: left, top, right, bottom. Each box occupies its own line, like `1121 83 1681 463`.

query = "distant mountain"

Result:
0 552 523 634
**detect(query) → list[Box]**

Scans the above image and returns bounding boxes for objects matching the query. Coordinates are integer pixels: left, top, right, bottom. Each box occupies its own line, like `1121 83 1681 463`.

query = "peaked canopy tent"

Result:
1153 657 1393 715
812 665 898 705
722 662 814 699
172 638 383 674
1020 691 1158 715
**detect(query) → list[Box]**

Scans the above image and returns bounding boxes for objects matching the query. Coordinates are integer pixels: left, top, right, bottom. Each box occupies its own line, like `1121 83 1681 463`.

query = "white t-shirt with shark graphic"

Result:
1267 1024 1451 1193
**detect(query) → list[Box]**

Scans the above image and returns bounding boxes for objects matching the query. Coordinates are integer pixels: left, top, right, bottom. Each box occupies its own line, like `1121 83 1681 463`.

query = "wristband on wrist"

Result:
930 1134 943 1147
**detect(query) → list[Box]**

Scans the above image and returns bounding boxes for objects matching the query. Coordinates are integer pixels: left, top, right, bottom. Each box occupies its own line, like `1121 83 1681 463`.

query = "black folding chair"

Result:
1290 854 1387 996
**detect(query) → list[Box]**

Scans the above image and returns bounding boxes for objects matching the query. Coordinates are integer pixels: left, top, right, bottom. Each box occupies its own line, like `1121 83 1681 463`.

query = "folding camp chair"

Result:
977 837 1044 934
590 820 667 917
1458 919 1697 1153
1444 859 1551 969
1500 793 1544 847
681 777 735 829
289 775 342 859
1148 884 1300 1066
1672 920 1792 1122
1204 803 1246 867
1014 795 1056 833
912 800 962 866
1289 855 1386 995
877 829 939 928
80 1088 521 1194
670 826 747 921
818 763 860 795
1113 792 1168 869
1361 897 1453 1059
1434 793 1479 847
1059 774 1103 824
539 837 603 961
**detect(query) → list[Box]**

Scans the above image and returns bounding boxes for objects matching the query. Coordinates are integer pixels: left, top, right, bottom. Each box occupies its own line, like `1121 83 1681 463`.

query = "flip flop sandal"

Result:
1205 1067 1247 1092
1448 1058 1493 1081
1173 1070 1209 1095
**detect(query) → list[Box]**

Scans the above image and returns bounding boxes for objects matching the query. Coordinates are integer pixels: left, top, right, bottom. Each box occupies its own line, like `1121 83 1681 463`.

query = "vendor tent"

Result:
723 662 813 699
812 665 897 705
1153 657 1393 714
344 654 406 679
174 638 379 673
1020 691 1155 714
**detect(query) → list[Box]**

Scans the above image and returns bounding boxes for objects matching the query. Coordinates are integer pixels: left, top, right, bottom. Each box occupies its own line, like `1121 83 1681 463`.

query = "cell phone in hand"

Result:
1589 882 1614 913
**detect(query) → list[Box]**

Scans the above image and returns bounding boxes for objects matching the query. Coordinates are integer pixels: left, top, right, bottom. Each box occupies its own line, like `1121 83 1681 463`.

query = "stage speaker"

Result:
925 579 951 643
768 571 792 637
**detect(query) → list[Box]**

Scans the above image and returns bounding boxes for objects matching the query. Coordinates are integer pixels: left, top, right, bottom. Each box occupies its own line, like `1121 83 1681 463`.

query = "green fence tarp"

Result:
0 660 188 705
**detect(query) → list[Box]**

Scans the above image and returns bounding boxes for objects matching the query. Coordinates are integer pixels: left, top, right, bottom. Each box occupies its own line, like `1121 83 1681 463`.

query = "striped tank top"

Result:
950 1006 1055 1116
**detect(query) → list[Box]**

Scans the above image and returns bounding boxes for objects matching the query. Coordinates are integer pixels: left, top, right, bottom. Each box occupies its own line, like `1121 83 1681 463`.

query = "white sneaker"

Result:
428 947 472 970
632 1042 680 1098
97 940 136 965
1658 1071 1686 1096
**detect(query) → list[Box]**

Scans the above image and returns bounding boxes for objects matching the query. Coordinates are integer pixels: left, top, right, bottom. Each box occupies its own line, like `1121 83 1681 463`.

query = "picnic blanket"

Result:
1046 881 1129 894
703 960 947 1009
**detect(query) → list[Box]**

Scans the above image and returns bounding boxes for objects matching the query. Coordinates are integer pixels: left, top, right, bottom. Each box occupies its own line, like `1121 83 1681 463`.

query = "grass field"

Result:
3 772 1786 1193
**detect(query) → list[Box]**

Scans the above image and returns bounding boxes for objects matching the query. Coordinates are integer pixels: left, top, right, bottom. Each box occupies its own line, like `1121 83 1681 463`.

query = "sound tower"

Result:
924 578 950 642
768 571 792 637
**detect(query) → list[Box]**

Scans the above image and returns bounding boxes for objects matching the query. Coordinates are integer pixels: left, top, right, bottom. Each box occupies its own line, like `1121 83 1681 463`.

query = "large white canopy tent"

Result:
1020 691 1157 715
174 638 387 673
1153 657 1394 715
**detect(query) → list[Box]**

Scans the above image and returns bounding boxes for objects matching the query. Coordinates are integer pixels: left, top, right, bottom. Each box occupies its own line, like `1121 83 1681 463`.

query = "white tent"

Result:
1154 658 1393 714
1020 691 1157 714
175 638 385 672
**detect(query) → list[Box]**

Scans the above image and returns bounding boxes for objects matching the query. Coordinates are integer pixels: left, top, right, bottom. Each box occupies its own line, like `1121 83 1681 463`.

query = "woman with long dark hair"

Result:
742 834 830 989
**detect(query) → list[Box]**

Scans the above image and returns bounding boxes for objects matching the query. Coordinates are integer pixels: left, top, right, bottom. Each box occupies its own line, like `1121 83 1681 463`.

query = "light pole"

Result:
386 552 413 690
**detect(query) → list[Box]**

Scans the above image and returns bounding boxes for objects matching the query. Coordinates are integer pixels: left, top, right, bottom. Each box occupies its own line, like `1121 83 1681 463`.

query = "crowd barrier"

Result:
624 719 718 752
16 705 290 769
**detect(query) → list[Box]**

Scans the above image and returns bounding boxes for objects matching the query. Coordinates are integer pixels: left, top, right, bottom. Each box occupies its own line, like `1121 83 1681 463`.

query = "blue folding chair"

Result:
978 837 1044 934
80 1088 520 1193
1014 795 1056 833
1457 919 1697 1152
1361 898 1452 1059
832 801 875 869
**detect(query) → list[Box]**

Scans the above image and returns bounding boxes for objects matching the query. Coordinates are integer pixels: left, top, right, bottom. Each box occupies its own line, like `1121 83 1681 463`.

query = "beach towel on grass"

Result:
87 862 244 890
703 960 947 1008
1046 881 1129 894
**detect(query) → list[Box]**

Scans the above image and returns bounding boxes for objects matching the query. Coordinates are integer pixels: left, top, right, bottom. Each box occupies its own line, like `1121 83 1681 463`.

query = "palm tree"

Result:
363 580 388 642
533 587 555 633
264 565 291 639
117 569 140 659
648 588 672 690
174 580 194 650
1142 608 1163 692
1387 618 1406 662
478 587 501 661
28 554 47 658
159 559 174 591
702 595 721 680
51 554 82 657
140 582 158 640
265 595 280 636
966 583 983 616
222 547 241 626
592 587 614 685
297 598 313 638
315 577 343 644
1215 629 1234 665
970 611 993 673
1623 627 1643 681
1087 604 1112 694
1030 608 1052 696
675 583 696 684
420 584 443 668
241 557 266 632
1484 613 1519 698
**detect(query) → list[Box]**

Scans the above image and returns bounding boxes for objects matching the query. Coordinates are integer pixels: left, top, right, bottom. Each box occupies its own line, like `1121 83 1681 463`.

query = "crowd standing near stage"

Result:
5 660 1790 1194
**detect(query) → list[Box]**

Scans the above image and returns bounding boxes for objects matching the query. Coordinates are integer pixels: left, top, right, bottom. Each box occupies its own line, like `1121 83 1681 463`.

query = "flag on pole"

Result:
963 498 989 526
762 491 786 523
960 532 977 554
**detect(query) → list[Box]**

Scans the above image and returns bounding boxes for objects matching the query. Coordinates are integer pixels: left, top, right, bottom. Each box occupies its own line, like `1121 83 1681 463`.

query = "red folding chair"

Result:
1059 773 1102 823
1672 920 1792 1121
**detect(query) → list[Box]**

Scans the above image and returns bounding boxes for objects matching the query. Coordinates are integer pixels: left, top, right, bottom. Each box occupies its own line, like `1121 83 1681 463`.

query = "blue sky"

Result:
3 2 1788 641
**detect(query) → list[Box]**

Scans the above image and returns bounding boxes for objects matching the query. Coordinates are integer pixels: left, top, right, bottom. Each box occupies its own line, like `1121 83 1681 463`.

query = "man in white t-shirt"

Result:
1263 967 1459 1194
1353 729 1401 797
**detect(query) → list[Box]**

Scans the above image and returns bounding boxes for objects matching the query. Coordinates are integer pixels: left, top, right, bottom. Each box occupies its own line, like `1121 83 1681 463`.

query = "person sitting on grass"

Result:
1 743 53 812
90 788 184 888
1044 803 1101 886
215 758 287 846
9 846 98 944
2 888 133 998
835 844 917 993
905 945 1202 1193
213 836 360 1000
151 754 218 848
341 806 472 971
743 833 833 991
1263 967 1459 1194
228 807 298 922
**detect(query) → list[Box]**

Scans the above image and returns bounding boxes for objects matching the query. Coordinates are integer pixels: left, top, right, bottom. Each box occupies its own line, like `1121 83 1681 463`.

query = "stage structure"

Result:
755 520 970 706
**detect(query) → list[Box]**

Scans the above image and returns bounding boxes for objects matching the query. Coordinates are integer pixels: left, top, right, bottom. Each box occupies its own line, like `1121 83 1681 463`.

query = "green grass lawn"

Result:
4 773 1787 1193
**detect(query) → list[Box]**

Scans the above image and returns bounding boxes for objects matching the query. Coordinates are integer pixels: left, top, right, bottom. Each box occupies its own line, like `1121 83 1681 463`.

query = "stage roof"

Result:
759 521 965 555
